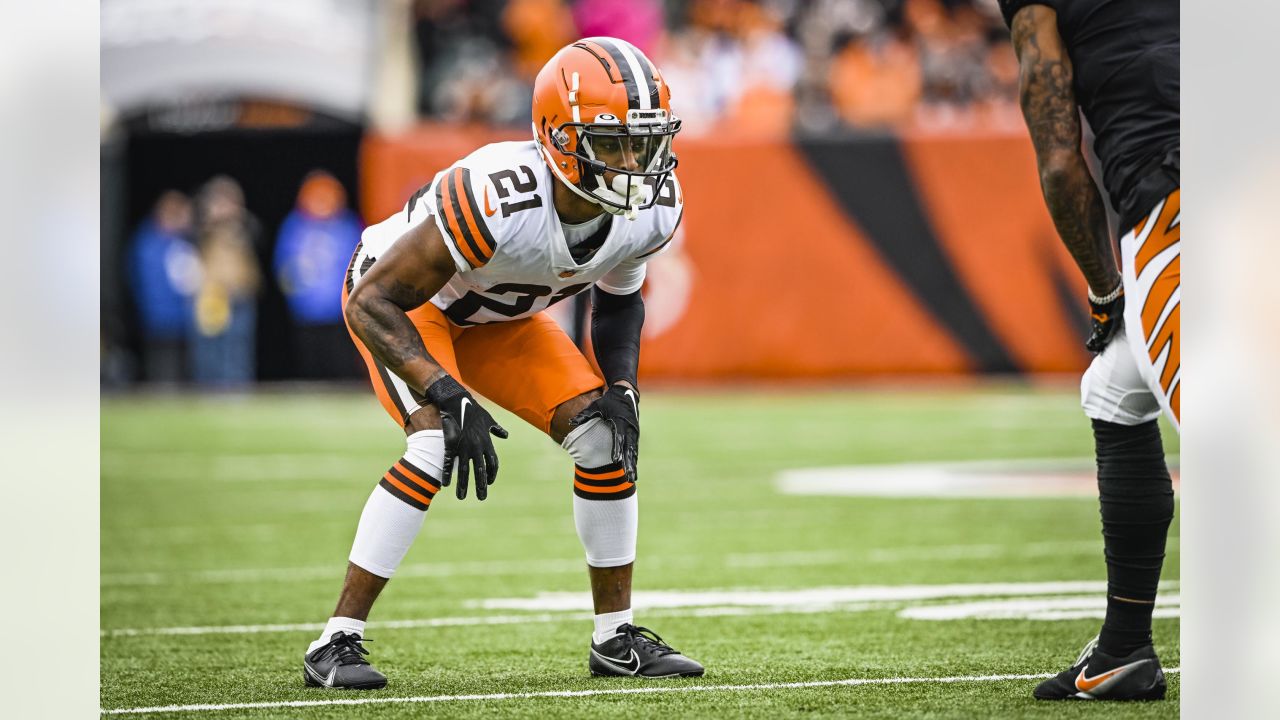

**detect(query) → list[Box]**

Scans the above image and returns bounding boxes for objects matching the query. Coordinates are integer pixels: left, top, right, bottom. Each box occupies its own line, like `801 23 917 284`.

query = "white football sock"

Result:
593 609 634 644
563 418 638 567
572 493 638 566
348 430 444 578
308 616 366 654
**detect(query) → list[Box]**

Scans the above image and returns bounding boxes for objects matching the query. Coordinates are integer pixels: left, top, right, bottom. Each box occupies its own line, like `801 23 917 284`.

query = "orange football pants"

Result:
343 291 604 434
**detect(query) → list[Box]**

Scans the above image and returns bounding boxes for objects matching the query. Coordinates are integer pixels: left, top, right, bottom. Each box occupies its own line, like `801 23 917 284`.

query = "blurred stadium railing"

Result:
101 0 1080 387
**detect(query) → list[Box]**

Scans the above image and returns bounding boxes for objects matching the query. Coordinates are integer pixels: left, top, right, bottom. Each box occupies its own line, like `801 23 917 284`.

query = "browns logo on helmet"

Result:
532 37 681 220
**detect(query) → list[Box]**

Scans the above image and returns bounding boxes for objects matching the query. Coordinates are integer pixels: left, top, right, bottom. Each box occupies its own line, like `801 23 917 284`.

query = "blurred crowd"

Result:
114 0 1024 388
124 172 362 387
411 0 1021 134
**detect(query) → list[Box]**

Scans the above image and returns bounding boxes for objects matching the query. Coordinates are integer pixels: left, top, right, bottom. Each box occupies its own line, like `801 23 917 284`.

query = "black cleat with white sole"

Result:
303 632 388 690
1034 636 1166 701
589 624 704 678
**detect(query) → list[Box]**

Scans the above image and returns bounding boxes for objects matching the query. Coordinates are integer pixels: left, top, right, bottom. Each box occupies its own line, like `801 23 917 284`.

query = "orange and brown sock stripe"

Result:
573 461 635 500
379 457 442 511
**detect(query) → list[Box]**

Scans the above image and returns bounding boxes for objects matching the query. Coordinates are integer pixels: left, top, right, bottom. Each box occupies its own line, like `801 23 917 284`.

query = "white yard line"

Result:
105 539 1183 587
104 580 1180 637
102 558 587 587
103 604 895 638
471 581 1121 611
100 668 1182 715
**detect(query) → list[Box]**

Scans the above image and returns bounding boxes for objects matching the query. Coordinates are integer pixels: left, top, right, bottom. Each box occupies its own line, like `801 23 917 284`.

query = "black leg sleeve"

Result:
1093 418 1175 655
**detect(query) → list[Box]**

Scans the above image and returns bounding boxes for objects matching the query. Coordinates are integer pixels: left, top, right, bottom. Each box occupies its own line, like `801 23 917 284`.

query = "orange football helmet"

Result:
532 37 680 219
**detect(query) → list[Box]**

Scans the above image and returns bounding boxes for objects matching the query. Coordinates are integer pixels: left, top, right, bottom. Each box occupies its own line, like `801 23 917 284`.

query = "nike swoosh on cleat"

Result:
592 648 641 675
303 663 334 687
460 397 471 429
1075 659 1150 693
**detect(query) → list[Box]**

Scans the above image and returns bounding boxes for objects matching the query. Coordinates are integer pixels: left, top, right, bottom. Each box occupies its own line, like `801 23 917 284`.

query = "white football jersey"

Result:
354 141 683 326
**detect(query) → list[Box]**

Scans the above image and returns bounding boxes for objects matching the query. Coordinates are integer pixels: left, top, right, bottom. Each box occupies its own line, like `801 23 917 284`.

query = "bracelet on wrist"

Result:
1089 283 1123 305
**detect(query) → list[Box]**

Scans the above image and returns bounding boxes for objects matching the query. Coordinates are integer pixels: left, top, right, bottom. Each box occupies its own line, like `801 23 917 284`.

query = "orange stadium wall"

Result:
361 125 1092 381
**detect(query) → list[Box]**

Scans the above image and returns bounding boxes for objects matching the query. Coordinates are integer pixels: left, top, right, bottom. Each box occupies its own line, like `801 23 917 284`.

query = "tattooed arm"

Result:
344 219 457 394
1010 5 1121 296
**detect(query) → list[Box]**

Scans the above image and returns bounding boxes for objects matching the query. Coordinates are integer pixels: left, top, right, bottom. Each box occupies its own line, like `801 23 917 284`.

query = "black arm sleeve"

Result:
590 286 645 387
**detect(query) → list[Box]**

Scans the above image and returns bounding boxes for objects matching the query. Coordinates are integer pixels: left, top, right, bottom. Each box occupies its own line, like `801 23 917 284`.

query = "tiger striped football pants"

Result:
1081 188 1180 431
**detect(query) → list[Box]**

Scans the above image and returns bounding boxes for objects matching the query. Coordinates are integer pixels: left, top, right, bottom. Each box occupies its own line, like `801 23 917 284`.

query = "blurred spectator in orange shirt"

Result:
720 1 801 137
829 31 921 129
503 0 576 81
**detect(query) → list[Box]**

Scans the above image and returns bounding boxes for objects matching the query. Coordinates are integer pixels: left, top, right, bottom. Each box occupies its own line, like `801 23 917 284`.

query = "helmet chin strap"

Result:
592 173 651 221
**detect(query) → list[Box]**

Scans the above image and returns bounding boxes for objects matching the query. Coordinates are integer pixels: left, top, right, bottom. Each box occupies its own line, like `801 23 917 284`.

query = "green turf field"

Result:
101 385 1180 718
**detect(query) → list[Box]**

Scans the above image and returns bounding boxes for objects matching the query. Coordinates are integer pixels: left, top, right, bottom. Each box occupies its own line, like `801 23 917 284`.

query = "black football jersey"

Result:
1000 0 1179 229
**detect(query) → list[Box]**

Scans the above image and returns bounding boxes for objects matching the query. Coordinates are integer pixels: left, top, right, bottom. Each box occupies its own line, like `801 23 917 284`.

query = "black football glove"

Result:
425 375 508 501
570 384 640 484
1085 285 1125 353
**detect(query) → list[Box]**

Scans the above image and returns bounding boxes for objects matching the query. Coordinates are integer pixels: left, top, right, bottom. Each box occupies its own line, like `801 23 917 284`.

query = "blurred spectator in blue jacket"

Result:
128 190 200 384
191 176 262 388
274 171 363 379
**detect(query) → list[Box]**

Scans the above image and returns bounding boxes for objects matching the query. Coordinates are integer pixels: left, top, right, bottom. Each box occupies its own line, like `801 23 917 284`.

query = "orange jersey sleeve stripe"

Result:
438 172 484 269
453 168 496 261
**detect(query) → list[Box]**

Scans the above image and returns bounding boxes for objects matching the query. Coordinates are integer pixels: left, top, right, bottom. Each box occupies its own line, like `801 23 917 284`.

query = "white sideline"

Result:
100 668 1181 715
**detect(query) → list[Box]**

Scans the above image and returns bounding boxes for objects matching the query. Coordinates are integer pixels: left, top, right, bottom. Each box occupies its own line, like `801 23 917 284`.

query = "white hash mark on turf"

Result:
776 456 1181 498
100 669 1181 715
897 593 1180 621
103 580 1179 637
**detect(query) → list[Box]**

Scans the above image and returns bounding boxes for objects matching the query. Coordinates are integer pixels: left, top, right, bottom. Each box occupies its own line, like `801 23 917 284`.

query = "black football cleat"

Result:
589 623 705 678
1034 636 1166 700
303 632 388 690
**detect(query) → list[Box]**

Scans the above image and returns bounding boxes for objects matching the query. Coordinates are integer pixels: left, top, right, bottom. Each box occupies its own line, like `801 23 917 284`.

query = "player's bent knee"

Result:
549 388 603 443
404 404 443 436
562 416 636 500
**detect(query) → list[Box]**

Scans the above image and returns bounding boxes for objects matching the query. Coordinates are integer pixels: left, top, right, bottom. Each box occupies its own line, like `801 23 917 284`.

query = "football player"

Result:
1000 0 1179 701
302 37 703 689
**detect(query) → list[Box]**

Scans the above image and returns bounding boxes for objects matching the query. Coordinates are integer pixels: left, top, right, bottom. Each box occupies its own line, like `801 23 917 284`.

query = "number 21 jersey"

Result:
354 140 683 326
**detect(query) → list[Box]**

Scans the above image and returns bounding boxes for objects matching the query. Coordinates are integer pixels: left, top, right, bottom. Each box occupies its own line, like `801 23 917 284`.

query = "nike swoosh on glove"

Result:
570 384 640 484
1086 287 1125 353
425 375 508 501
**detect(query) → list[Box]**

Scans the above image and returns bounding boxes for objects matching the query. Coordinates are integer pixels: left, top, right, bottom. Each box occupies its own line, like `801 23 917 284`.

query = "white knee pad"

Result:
348 429 445 578
562 418 637 568
1081 324 1163 426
